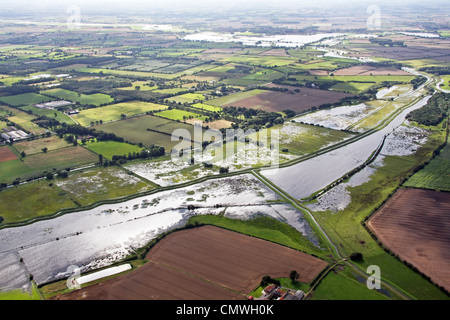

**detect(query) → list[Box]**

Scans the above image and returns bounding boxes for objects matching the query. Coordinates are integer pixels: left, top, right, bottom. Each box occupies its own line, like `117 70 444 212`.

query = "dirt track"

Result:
368 188 450 292
54 225 328 300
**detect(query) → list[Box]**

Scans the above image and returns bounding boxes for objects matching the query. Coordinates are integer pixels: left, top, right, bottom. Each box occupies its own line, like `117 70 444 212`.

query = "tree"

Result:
46 172 54 180
42 147 48 153
289 270 300 284
350 252 364 261
98 154 103 165
21 151 26 158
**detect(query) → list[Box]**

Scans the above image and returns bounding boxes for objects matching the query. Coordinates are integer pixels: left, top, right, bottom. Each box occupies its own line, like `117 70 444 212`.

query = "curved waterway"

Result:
260 95 431 200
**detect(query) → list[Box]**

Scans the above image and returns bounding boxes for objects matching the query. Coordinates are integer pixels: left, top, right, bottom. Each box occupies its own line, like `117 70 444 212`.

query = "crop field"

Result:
220 54 298 67
190 103 223 113
154 109 207 122
404 135 450 191
53 225 328 300
0 105 47 134
12 136 71 155
84 140 144 160
0 93 53 107
42 88 114 106
168 93 205 104
333 65 411 76
0 146 98 184
208 85 351 113
0 146 17 162
19 105 75 124
204 89 267 107
368 188 450 292
93 115 201 151
74 101 168 126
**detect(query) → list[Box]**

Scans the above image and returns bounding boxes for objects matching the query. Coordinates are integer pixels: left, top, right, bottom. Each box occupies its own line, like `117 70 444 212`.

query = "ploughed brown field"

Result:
332 65 411 76
0 146 17 162
368 188 450 292
222 84 351 113
53 225 328 300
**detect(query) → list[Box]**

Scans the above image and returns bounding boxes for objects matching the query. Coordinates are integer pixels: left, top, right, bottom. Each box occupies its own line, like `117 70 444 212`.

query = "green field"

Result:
12 135 72 155
74 101 168 126
42 88 114 106
0 146 98 184
84 140 144 160
0 105 47 134
93 115 201 151
0 93 53 107
154 109 207 122
191 103 223 113
0 179 77 224
168 93 206 104
439 75 450 91
310 267 389 300
403 134 450 191
220 55 297 67
19 105 75 124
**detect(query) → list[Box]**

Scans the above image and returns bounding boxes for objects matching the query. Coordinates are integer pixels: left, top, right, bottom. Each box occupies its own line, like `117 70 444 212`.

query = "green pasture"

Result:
74 101 168 126
42 88 114 106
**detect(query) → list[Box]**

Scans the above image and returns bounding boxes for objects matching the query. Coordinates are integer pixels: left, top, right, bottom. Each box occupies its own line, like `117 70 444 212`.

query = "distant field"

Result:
221 54 297 67
439 75 450 91
19 105 75 124
154 109 207 122
74 101 168 126
191 103 223 113
211 85 351 113
85 140 144 159
204 89 267 107
42 88 114 106
0 146 17 162
0 93 53 107
168 93 205 104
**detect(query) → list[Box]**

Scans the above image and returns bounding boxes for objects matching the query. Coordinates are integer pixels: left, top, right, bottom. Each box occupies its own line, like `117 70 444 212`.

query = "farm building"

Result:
261 284 304 300
35 100 74 110
1 127 29 142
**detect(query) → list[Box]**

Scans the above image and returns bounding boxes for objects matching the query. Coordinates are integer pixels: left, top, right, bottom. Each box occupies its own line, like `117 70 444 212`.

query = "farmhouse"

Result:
261 284 304 300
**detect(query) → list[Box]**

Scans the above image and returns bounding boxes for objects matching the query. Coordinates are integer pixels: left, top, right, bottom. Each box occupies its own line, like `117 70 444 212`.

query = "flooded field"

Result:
0 174 319 288
261 96 431 200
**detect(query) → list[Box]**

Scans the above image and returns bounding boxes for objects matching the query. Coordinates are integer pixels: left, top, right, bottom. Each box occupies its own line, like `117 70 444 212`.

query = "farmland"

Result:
0 3 449 303
42 88 114 106
73 101 168 126
51 226 328 300
368 188 450 292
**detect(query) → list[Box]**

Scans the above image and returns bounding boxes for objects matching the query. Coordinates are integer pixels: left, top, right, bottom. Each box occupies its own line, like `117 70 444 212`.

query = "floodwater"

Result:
183 32 345 47
0 174 318 288
261 95 431 199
